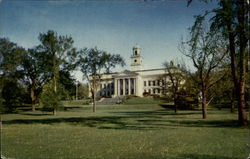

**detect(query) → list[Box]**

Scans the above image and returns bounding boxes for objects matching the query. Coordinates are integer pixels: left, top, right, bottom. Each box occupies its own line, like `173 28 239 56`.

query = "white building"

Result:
91 45 175 98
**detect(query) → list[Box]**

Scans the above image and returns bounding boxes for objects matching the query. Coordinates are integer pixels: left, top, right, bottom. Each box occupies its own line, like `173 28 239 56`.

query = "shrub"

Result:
1 80 29 113
176 94 198 110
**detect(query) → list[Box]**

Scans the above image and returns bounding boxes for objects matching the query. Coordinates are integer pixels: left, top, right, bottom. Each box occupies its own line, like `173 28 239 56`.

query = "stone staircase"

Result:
97 97 123 105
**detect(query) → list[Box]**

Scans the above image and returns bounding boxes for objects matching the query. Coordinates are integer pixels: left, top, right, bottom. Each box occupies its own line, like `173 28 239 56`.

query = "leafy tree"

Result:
212 0 249 126
37 30 77 93
181 17 227 119
37 30 77 114
162 60 186 113
187 0 249 126
0 38 26 112
21 48 51 111
0 38 25 78
77 47 125 112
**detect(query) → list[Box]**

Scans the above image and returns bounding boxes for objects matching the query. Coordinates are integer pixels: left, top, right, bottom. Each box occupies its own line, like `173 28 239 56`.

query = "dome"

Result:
133 44 141 50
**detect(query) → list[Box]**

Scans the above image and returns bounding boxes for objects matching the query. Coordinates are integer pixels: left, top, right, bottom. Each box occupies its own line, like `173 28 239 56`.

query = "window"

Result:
157 88 160 93
157 80 160 86
134 59 137 63
135 50 137 55
131 89 134 95
144 81 146 86
148 81 151 86
153 81 155 86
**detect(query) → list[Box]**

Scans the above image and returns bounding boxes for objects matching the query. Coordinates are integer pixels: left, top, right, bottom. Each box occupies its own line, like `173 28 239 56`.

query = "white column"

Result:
117 79 120 96
133 78 135 94
134 78 137 96
114 79 117 97
128 78 131 95
105 82 107 96
123 78 126 95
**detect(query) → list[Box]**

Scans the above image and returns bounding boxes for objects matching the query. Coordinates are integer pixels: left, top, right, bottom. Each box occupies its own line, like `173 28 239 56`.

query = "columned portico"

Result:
114 77 137 96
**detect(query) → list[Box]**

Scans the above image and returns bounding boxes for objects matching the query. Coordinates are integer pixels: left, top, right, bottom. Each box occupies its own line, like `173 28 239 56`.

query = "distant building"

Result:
89 45 178 98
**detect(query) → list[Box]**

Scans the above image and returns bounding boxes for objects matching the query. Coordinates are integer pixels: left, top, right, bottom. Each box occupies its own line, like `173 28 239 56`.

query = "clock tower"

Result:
130 45 144 71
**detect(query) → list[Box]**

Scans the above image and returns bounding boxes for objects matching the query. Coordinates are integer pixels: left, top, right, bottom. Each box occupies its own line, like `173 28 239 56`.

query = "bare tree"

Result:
180 16 227 119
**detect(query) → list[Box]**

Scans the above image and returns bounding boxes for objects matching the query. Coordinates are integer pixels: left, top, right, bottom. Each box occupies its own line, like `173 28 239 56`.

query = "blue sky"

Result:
0 0 218 82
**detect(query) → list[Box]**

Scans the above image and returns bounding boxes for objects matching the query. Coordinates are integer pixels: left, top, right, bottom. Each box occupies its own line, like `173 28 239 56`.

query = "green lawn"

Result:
1 101 249 159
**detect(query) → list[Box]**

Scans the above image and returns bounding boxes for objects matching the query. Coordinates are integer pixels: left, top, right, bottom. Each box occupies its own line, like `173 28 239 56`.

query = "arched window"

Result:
135 50 137 55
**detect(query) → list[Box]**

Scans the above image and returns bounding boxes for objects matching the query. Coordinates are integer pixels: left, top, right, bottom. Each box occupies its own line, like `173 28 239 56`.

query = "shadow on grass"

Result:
112 109 202 117
3 109 241 130
18 113 52 116
179 153 243 159
167 119 239 128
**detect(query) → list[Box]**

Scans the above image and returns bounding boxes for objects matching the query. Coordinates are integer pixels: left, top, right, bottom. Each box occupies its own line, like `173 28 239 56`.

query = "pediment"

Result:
123 70 138 75
112 69 138 77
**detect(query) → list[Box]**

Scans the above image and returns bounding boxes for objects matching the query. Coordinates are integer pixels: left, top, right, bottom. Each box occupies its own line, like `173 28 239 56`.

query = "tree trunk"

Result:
93 94 96 113
238 84 248 126
236 0 248 126
53 108 57 116
201 88 207 119
31 87 36 112
92 86 96 113
173 95 178 113
53 70 58 116
230 91 235 113
54 75 57 93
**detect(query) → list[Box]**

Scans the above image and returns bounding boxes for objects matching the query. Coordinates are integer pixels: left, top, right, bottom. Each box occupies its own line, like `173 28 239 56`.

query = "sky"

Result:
0 0 218 82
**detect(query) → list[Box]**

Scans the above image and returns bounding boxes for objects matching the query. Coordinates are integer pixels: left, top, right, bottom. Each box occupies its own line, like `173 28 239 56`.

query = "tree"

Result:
0 38 26 112
78 47 125 112
162 60 186 113
214 0 249 126
187 0 249 126
37 30 77 115
21 48 51 111
181 17 227 119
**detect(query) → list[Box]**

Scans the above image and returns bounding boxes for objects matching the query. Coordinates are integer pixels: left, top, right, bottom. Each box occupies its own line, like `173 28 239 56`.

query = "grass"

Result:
0 99 249 159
